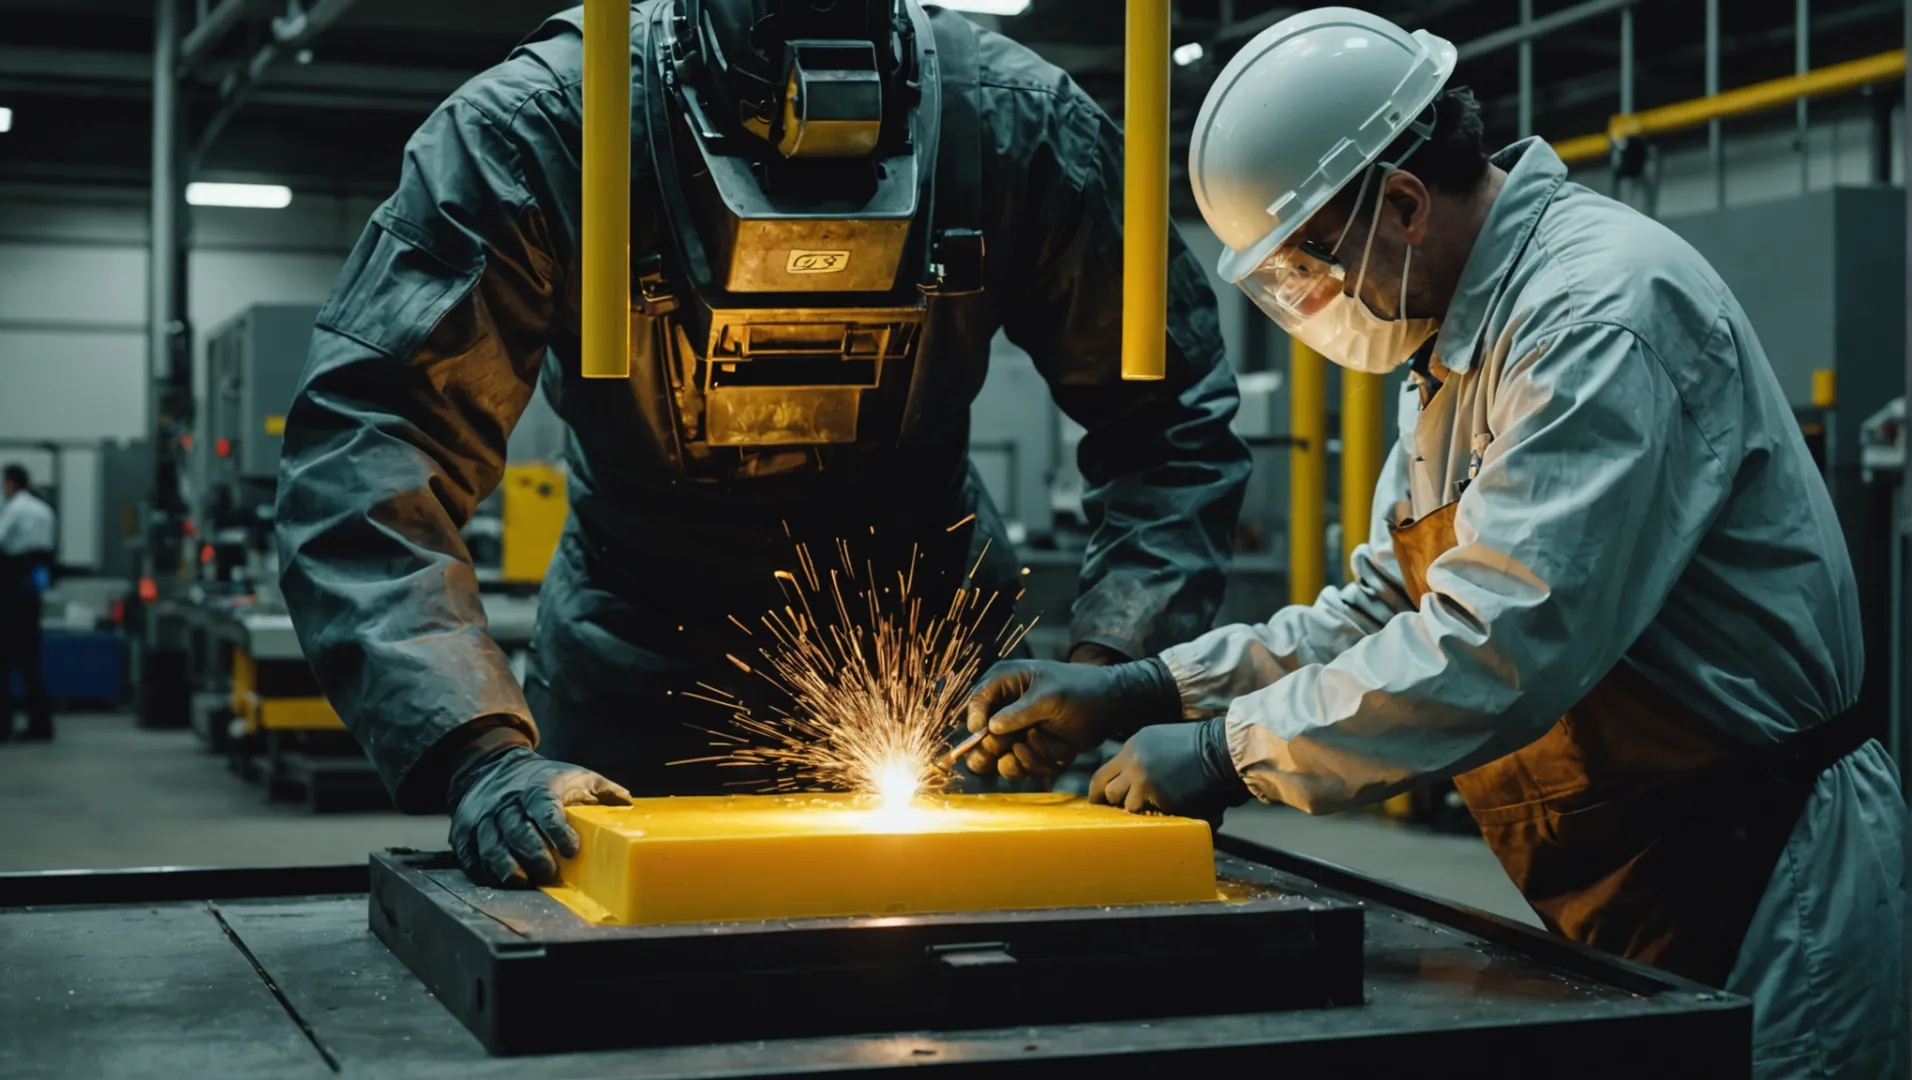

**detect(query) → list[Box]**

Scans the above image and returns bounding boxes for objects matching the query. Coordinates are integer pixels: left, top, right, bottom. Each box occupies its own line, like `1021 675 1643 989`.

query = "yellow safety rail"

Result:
582 0 631 378
1122 0 1170 381
1288 340 1326 605
1554 49 1906 167
1339 372 1386 577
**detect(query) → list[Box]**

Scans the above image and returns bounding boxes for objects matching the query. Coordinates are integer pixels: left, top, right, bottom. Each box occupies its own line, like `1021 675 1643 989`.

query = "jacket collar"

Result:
1430 137 1568 374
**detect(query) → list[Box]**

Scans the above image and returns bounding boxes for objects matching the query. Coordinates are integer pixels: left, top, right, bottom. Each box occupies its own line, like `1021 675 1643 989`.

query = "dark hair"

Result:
2 465 27 490
1325 86 1489 220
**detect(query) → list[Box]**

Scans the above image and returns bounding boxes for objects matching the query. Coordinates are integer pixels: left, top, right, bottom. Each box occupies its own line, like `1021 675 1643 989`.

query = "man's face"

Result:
1 479 17 500
1283 169 1427 321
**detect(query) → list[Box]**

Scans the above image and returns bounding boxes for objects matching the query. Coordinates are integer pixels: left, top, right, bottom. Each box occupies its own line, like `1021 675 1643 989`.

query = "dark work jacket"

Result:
275 2 1251 810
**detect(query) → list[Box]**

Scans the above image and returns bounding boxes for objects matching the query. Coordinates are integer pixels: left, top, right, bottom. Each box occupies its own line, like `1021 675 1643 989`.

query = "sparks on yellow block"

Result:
544 793 1218 926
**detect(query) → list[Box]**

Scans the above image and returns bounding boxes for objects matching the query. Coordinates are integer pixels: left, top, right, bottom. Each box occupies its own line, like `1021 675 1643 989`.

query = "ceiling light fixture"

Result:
1172 42 1205 67
186 182 294 209
932 0 1032 15
0 107 13 134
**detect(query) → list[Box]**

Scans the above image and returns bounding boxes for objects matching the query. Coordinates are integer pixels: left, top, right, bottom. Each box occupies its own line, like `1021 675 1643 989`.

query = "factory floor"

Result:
0 712 1538 927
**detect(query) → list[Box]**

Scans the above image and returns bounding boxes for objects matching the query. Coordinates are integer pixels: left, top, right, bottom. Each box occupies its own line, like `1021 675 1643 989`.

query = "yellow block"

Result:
244 693 344 732
1811 368 1837 408
546 793 1217 926
230 647 255 720
501 462 568 583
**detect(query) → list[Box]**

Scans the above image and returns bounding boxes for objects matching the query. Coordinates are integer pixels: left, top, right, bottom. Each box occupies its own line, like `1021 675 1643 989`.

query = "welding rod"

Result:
946 727 990 766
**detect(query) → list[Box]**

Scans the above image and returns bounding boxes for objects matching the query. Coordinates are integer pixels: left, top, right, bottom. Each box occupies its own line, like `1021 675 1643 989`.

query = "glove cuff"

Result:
1108 657 1185 741
1197 716 1251 807
443 726 536 813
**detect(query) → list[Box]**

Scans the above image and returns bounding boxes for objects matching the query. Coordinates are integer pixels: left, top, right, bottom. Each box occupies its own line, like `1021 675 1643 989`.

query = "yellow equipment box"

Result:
231 647 343 732
546 793 1216 926
501 462 567 583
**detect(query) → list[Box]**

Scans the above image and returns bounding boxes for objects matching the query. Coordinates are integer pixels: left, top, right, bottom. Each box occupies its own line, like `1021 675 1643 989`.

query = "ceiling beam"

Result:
179 0 270 74
0 45 465 101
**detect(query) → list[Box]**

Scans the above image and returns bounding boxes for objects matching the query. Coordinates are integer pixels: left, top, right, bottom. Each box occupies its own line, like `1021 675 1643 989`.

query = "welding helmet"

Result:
1188 7 1454 370
671 0 904 158
640 0 975 478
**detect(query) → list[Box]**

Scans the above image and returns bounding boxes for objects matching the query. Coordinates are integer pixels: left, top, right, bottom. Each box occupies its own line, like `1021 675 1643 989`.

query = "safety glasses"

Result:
1235 119 1428 329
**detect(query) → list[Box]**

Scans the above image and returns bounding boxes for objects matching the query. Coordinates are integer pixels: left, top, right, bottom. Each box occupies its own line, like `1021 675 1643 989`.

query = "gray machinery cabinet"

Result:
1668 187 1907 749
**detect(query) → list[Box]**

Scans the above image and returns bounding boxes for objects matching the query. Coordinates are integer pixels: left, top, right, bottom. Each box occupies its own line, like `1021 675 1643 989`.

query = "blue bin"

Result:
9 629 127 708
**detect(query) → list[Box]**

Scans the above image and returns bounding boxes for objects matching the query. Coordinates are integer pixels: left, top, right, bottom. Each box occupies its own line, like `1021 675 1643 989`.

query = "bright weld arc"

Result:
670 535 1037 803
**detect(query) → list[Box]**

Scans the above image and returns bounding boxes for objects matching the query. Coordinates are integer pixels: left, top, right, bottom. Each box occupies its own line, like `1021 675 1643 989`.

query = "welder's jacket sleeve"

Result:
988 42 1250 660
276 99 553 811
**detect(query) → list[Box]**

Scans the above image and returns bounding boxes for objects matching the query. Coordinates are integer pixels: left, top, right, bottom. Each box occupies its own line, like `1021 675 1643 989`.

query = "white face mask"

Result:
1240 159 1441 375
1291 165 1440 374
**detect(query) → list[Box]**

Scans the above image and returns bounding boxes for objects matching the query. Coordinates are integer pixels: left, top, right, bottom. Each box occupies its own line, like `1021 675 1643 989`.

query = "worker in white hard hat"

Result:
961 8 1907 1077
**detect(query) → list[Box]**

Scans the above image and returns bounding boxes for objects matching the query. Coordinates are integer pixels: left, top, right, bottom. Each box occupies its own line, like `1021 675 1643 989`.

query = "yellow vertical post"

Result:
581 0 631 379
1121 0 1169 382
1340 371 1387 575
1288 339 1326 606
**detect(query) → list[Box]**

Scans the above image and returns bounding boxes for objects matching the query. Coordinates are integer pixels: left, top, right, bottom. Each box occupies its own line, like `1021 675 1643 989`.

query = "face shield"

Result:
1237 117 1442 374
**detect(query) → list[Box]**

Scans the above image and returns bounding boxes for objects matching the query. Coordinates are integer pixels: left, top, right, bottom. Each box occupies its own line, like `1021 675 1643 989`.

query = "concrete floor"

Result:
0 712 1538 926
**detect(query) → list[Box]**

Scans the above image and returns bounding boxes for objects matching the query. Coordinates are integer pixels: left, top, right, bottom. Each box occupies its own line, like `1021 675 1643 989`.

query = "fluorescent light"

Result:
186 182 293 209
1172 42 1206 67
933 0 1031 15
0 107 12 134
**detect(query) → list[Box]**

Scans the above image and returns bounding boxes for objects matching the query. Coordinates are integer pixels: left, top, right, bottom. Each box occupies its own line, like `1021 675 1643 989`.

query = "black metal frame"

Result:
1214 833 1690 996
0 861 367 908
366 849 1366 1055
0 837 1752 1000
0 838 1754 1077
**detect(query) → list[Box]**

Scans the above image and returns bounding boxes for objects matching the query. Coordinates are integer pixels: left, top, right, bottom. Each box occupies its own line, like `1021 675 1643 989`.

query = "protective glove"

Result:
1089 718 1251 826
964 657 1181 781
447 740 631 888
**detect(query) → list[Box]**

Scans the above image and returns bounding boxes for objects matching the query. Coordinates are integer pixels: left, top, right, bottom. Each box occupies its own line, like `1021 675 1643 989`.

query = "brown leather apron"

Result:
1389 501 1874 986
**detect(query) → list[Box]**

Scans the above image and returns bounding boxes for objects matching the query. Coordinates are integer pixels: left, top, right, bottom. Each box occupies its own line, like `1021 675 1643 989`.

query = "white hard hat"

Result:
1190 7 1457 284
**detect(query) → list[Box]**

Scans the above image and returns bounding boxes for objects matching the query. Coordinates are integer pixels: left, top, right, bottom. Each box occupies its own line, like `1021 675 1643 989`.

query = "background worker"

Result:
0 464 56 743
961 9 1906 1078
275 0 1249 891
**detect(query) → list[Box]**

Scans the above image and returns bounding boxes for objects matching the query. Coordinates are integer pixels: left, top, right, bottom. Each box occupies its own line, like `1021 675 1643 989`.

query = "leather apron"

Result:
1389 500 1874 986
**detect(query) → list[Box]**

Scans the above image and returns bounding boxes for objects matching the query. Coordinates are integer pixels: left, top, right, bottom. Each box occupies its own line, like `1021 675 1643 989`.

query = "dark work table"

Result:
0 837 1749 1079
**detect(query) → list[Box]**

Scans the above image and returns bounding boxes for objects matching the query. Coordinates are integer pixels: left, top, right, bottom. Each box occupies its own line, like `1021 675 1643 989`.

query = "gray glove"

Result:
1089 718 1250 825
447 739 630 887
964 658 1182 781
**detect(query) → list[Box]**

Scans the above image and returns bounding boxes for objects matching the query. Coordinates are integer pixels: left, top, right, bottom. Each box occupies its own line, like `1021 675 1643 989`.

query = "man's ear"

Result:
1386 170 1431 246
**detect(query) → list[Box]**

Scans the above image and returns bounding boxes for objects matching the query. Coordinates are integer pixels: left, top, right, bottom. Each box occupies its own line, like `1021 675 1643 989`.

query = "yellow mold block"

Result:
544 793 1216 926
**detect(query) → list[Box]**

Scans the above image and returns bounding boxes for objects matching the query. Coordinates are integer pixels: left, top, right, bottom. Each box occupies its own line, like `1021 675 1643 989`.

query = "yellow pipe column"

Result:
1121 0 1169 381
1339 371 1386 577
1288 339 1326 605
581 0 631 379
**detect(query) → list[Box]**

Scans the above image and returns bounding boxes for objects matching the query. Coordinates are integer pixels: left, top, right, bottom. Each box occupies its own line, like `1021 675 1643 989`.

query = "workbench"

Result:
0 836 1750 1078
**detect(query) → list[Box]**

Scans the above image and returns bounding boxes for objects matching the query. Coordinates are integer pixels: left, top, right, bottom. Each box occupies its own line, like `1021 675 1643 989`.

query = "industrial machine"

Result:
195 304 316 591
142 305 555 808
1668 187 1907 750
1860 397 1907 786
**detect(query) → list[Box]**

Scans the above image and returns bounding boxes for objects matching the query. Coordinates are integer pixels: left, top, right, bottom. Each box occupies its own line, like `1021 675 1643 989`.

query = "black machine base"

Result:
368 849 1366 1056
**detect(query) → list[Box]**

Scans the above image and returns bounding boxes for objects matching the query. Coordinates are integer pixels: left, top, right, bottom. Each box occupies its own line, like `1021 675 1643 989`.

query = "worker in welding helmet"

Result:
962 8 1905 1076
274 1 1249 892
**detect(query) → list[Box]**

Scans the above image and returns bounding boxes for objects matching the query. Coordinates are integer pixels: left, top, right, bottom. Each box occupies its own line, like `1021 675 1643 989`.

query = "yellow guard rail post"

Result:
1339 371 1386 578
582 0 632 379
1288 339 1326 605
1122 0 1170 381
